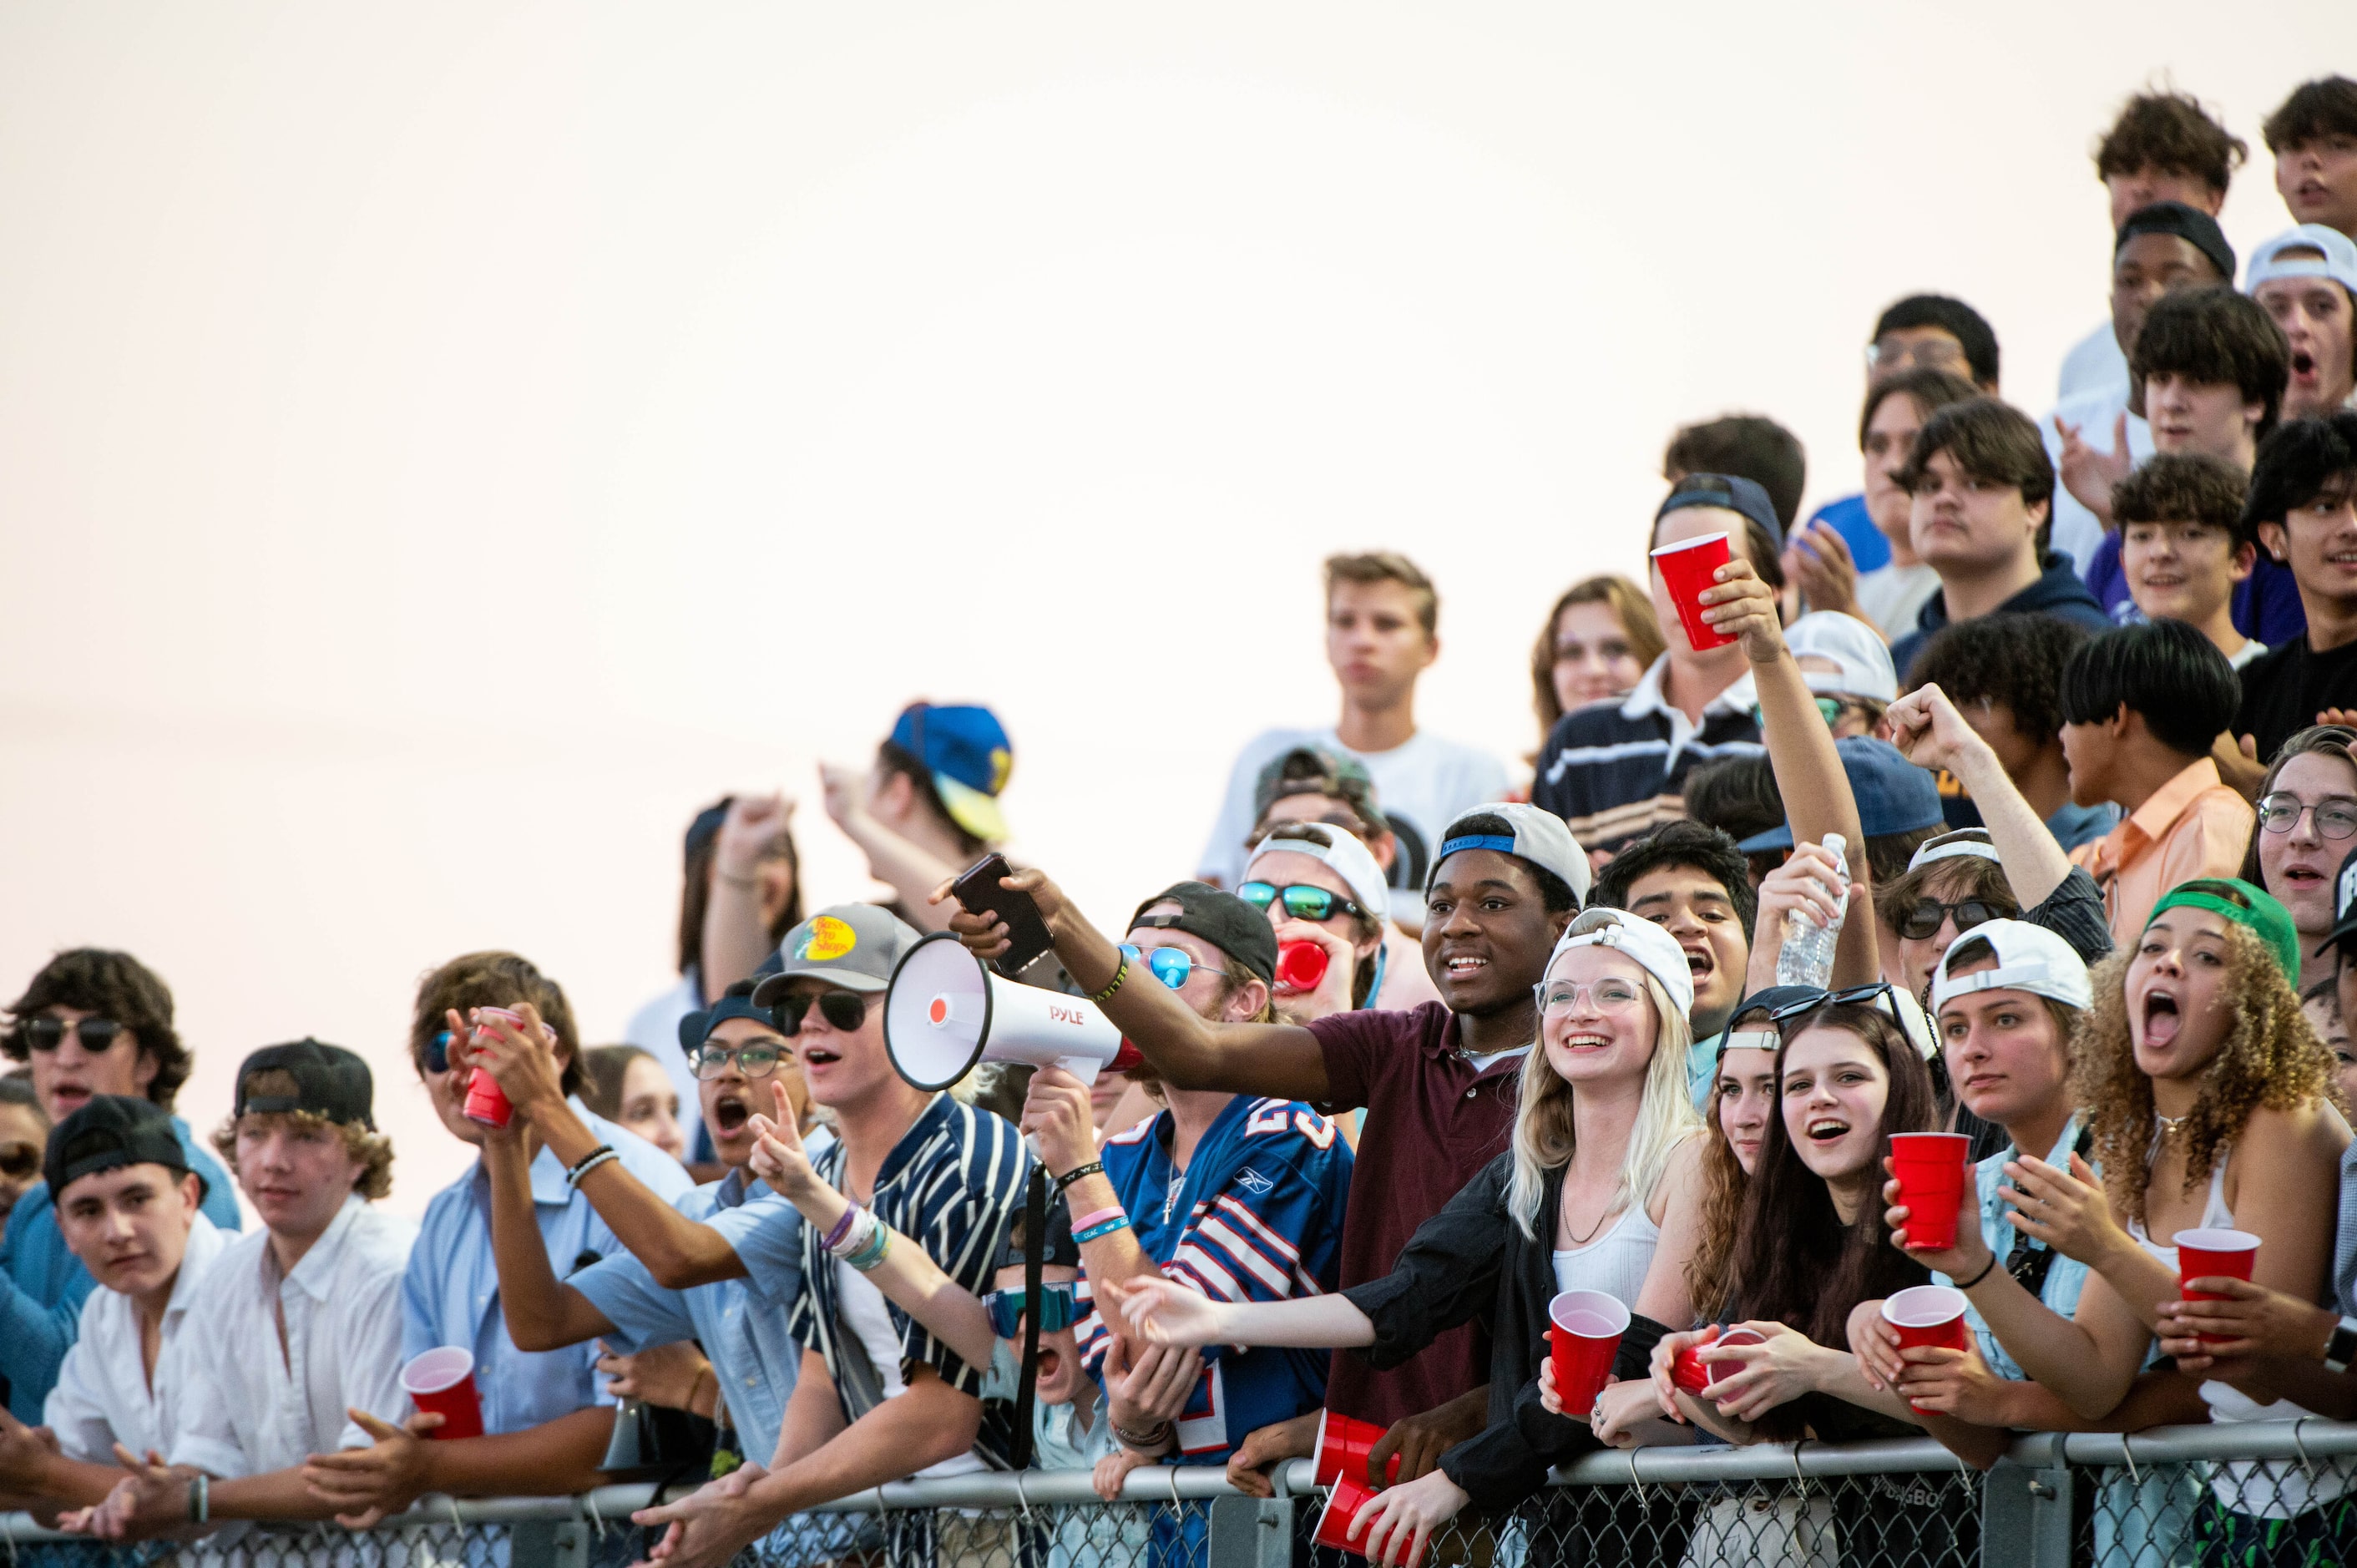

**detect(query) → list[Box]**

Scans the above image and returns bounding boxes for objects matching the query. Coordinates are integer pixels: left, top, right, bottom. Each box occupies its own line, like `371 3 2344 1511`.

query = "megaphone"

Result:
884 931 1143 1092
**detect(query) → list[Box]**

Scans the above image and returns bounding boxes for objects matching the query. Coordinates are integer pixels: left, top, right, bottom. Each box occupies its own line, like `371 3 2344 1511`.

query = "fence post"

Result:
508 1516 590 1568
1206 1492 1297 1568
1983 1434 2075 1568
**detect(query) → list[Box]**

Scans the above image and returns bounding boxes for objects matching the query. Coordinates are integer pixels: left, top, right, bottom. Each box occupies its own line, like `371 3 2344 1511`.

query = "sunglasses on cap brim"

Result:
1768 981 1902 1027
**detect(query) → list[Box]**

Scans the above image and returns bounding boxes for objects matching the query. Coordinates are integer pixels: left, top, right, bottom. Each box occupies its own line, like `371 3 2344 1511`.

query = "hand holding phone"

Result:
949 853 1056 977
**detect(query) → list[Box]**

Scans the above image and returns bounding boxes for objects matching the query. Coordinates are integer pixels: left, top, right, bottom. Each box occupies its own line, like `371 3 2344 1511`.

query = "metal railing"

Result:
3 1422 2349 1567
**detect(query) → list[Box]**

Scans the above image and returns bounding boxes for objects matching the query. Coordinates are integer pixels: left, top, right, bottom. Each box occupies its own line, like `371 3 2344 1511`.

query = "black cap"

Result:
45 1095 195 1203
1125 881 1281 985
685 797 734 867
2116 201 2236 287
999 1197 1081 1272
2318 846 2357 957
1657 473 1784 553
234 1039 376 1130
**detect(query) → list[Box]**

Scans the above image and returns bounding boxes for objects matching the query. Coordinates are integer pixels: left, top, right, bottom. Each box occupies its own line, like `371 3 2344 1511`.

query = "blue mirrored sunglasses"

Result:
984 1281 1082 1339
425 1030 453 1075
1118 943 1229 990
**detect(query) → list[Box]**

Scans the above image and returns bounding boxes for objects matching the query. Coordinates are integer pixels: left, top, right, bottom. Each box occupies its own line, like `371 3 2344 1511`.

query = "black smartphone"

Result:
950 852 1055 978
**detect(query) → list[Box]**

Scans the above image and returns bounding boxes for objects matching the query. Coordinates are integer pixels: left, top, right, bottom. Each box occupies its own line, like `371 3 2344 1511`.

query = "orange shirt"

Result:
2069 756 2256 949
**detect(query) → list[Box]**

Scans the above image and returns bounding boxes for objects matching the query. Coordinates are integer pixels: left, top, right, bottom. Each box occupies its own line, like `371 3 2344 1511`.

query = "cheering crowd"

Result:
3 73 2357 1568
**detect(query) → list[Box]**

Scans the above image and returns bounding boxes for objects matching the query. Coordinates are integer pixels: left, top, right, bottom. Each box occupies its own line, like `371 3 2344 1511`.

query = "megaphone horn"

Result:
884 932 1141 1092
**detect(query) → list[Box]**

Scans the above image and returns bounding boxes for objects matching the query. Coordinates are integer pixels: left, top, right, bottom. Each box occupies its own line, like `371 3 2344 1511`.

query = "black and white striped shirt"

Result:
1532 657 1764 856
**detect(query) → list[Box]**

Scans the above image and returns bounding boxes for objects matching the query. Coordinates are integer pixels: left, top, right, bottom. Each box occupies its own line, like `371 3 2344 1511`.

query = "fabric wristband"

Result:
1088 959 1129 1004
1055 1161 1105 1194
822 1203 864 1253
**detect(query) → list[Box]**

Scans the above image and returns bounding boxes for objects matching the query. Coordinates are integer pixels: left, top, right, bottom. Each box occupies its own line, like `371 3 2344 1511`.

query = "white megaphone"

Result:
883 932 1143 1092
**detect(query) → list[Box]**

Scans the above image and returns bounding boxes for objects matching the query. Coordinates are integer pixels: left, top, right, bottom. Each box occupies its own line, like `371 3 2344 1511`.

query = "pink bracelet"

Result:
1070 1206 1126 1233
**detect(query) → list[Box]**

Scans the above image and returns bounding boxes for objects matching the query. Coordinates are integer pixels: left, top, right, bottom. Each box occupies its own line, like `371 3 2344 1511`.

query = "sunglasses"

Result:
1769 981 1903 1027
423 1031 454 1075
1897 898 2005 943
983 1281 1083 1340
689 1040 785 1080
1236 882 1365 923
21 1018 130 1055
0 1141 39 1181
1751 696 1874 732
1118 944 1229 990
778 992 868 1035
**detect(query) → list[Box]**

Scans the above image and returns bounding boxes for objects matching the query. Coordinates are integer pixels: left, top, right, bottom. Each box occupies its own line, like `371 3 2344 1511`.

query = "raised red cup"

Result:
462 1007 529 1129
402 1346 485 1440
1889 1132 1973 1251
1313 1410 1401 1489
1546 1288 1631 1420
1881 1285 1970 1412
1651 533 1736 651
2174 1227 2260 1340
1313 1473 1422 1566
1277 942 1331 992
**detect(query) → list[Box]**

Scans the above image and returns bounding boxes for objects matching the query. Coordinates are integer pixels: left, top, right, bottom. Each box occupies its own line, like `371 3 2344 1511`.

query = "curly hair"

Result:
2112 451 2250 543
3 949 195 1113
2071 922 2331 1227
211 1080 397 1202
2093 88 2247 193
1902 613 2094 749
1589 819 1759 938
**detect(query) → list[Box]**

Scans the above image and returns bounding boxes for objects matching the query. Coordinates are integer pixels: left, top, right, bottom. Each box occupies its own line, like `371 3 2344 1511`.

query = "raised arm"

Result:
821 763 965 934
940 868 1333 1104
701 792 797 996
1887 685 2075 908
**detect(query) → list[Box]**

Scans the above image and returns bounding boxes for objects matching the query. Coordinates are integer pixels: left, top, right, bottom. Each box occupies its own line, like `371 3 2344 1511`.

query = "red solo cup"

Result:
1671 1324 1722 1394
1704 1327 1766 1388
1651 533 1736 651
1277 941 1331 991
1313 1409 1400 1488
1313 1473 1422 1566
462 1007 529 1128
1889 1132 1973 1250
1546 1289 1631 1419
2174 1228 2259 1341
1881 1285 1970 1412
401 1347 484 1440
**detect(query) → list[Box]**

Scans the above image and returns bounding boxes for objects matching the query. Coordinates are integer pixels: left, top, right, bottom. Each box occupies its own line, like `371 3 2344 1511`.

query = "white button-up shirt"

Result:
169 1196 417 1479
44 1214 228 1463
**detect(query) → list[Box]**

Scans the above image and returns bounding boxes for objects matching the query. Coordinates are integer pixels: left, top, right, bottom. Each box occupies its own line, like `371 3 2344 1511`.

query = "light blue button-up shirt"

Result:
1935 1115 2089 1382
569 1136 832 1469
401 1102 694 1436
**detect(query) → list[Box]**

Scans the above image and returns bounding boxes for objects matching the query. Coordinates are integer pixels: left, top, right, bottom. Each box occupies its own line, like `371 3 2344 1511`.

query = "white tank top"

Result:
1550 1202 1662 1309
2124 1145 2233 1265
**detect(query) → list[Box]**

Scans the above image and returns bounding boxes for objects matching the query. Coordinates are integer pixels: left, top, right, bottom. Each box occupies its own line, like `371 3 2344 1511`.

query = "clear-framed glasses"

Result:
2254 792 2357 840
1534 978 1645 1016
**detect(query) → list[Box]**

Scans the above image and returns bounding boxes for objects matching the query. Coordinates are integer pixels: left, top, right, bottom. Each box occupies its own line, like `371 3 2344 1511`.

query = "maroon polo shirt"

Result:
1311 1000 1523 1428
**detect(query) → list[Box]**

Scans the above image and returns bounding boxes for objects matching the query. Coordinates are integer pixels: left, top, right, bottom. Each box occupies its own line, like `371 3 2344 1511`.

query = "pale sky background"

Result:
1 3 2344 1213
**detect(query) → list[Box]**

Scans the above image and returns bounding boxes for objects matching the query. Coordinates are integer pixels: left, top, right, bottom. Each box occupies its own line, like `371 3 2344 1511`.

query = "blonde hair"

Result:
1507 953 1702 1239
212 1108 395 1201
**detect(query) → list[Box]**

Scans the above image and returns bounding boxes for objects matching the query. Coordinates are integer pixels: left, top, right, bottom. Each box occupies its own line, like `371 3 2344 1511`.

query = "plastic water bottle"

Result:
1775 833 1848 990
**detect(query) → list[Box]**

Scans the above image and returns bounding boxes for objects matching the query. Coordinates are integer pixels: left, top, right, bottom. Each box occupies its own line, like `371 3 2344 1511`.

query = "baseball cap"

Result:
234 1039 376 1129
45 1095 195 1203
890 702 1014 843
2320 845 2357 957
1737 739 1943 852
1429 802 1593 908
998 1197 1082 1272
1930 919 2093 1014
1544 908 1695 1019
2243 225 2357 303
752 904 922 1005
680 984 785 1054
1785 612 1898 703
1908 827 2003 873
1125 882 1280 985
2149 878 2301 984
1246 822 1390 922
1657 473 1784 553
1723 984 1830 1052
1252 746 1386 832
2117 202 2236 287
684 797 733 866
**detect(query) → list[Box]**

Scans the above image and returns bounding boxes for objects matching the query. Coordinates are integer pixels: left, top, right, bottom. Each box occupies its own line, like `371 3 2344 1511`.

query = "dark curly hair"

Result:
1903 612 2094 749
2112 451 2251 544
2131 286 2290 443
3 950 193 1112
1590 819 1759 937
409 951 584 1099
2093 88 2247 194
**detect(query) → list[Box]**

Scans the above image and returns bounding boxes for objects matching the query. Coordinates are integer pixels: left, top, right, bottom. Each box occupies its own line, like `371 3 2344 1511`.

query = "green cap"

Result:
2146 878 2301 984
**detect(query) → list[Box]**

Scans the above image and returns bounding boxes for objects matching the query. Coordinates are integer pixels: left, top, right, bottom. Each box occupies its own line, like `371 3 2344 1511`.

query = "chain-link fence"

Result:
4 1423 2351 1568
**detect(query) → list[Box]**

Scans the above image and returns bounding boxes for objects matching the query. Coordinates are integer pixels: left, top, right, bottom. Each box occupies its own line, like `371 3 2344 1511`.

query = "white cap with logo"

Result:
1930 918 2092 1014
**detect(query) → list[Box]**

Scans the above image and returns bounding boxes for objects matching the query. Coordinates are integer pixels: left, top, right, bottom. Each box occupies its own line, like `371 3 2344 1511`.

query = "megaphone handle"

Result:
1055 1055 1102 1085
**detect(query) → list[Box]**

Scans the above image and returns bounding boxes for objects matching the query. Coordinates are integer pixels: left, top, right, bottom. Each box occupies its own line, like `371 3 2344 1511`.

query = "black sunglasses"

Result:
778 991 868 1035
1897 898 2004 943
21 1017 130 1054
1769 981 1902 1026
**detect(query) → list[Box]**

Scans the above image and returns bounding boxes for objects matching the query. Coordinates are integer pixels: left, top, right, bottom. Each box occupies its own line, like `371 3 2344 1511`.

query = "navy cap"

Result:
680 987 784 1053
2117 201 2237 288
890 703 1014 842
1658 473 1783 553
45 1095 196 1203
234 1039 376 1130
998 1197 1080 1272
1737 738 1943 852
1125 881 1281 985
684 797 734 866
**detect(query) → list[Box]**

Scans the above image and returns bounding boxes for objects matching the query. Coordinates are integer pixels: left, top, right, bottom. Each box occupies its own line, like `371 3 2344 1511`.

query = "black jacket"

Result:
1340 1151 1667 1510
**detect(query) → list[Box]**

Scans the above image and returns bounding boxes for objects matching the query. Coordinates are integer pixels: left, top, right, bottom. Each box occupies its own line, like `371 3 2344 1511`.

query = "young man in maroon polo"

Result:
943 802 1584 1489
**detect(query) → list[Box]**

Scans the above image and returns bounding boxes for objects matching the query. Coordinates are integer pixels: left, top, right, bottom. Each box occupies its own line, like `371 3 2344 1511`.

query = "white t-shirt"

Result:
2056 319 2129 407
1197 726 1509 891
833 1259 987 1479
1854 562 1941 643
2041 388 2153 579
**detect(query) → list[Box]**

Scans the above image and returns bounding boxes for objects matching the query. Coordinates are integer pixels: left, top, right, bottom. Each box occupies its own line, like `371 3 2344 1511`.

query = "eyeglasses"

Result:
1897 898 2005 942
1769 981 1902 1027
778 992 868 1035
689 1040 785 1080
1535 979 1645 1015
1864 336 1967 375
20 1018 130 1055
2255 792 2357 839
983 1281 1083 1339
1118 944 1228 990
1236 882 1366 923
0 1141 38 1181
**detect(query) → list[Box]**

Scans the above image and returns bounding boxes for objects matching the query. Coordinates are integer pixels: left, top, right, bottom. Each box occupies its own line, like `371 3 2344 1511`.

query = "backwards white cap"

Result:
2244 224 2357 300
1930 918 2092 1014
1542 908 1695 1019
1907 828 2004 873
1786 611 1899 703
1246 822 1390 922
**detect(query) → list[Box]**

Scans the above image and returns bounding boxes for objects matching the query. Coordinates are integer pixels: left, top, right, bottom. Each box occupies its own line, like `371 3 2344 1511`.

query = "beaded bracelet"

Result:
1073 1214 1132 1244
